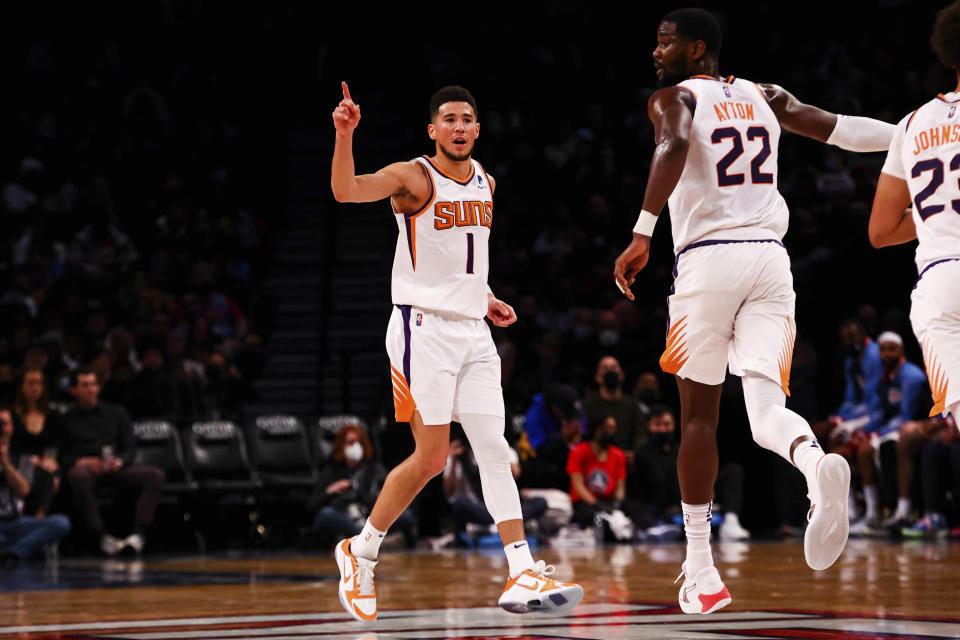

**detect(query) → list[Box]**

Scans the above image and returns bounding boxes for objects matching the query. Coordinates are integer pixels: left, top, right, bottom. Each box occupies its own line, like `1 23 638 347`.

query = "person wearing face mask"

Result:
584 356 645 458
632 406 749 541
308 425 415 549
815 318 883 449
567 416 651 531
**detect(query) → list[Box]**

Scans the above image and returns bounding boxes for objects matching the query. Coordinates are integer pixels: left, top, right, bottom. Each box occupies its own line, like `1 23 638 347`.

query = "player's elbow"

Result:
331 184 351 202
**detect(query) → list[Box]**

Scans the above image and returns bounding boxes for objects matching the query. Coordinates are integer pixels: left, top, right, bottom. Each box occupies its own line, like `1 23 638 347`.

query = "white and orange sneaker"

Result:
804 452 851 571
498 560 584 614
335 538 377 622
675 563 732 614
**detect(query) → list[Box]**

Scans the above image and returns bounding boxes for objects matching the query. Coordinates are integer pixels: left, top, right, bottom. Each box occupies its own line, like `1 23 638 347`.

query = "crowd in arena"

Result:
2 3 959 563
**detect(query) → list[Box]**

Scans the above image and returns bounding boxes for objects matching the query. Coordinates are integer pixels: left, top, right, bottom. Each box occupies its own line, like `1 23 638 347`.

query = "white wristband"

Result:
632 209 659 236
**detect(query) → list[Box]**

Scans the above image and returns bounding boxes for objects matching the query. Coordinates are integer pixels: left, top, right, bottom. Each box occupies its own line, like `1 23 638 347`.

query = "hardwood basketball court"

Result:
1 539 958 639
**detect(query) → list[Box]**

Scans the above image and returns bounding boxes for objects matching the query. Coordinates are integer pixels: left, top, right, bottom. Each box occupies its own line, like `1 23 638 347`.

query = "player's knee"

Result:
422 451 448 479
682 417 717 440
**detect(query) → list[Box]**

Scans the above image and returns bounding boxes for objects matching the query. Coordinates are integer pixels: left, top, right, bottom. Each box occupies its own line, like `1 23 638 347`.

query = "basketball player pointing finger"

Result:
330 82 583 622
613 9 894 613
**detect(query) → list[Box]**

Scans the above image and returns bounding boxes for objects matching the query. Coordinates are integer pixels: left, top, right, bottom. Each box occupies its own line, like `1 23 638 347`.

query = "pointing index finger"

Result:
341 81 353 103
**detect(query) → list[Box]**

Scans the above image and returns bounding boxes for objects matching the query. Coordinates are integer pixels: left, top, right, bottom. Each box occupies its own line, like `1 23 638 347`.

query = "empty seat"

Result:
249 415 316 489
186 420 261 492
132 419 197 493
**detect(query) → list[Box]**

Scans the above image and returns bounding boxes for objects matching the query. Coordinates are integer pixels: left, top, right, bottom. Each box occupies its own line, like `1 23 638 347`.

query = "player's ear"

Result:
474 121 479 139
427 123 437 140
691 40 706 63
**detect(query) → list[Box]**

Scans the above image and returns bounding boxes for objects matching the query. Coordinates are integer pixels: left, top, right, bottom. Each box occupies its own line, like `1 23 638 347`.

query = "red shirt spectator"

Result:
566 441 626 503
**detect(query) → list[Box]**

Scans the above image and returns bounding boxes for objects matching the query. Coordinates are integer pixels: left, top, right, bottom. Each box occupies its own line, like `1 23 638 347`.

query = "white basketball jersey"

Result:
882 92 960 273
667 76 790 252
391 156 492 319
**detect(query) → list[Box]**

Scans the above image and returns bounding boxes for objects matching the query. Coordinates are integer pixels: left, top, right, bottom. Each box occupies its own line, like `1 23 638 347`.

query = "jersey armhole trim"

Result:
905 110 918 132
677 85 698 108
751 82 770 104
398 160 436 218
475 160 494 202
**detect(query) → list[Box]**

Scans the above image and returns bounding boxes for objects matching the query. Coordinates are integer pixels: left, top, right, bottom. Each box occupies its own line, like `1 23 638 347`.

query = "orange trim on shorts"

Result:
660 316 690 375
391 365 417 422
778 321 795 397
923 340 949 417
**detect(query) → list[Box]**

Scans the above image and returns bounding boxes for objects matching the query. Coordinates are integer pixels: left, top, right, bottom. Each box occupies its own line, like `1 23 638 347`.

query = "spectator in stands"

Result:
125 341 196 420
849 332 927 536
567 416 651 533
59 367 165 555
443 435 547 537
0 407 70 565
521 410 583 492
308 424 415 548
632 406 750 541
12 368 59 516
199 351 250 420
633 371 661 417
524 383 582 451
817 318 883 448
583 356 645 458
897 414 959 537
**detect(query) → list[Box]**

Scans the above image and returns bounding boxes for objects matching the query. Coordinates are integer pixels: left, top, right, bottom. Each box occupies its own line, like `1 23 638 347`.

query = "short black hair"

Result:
662 8 722 55
647 404 674 421
429 86 477 121
932 1 960 69
70 366 97 387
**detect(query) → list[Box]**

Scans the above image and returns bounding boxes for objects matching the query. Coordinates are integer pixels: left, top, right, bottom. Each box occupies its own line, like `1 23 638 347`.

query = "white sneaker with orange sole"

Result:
676 563 732 614
498 560 584 614
335 538 377 622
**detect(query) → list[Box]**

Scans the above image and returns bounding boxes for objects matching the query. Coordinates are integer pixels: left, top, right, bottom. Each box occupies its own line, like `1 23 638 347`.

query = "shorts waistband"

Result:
672 238 786 281
914 258 960 290
395 304 480 322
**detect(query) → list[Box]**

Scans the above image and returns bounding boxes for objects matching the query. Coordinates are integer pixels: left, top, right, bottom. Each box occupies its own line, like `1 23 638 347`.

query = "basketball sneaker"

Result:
335 538 377 622
902 513 948 539
849 517 884 538
498 560 583 614
675 563 732 614
804 453 850 571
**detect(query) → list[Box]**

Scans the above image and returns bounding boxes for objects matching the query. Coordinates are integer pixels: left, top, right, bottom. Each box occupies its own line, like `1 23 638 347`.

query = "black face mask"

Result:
637 388 659 404
598 432 615 448
602 371 621 392
649 432 673 449
844 342 863 358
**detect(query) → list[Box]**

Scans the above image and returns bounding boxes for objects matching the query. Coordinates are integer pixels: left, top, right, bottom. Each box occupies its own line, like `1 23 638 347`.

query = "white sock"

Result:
350 520 387 561
863 485 880 521
682 502 713 575
895 497 912 519
504 539 535 578
792 439 825 490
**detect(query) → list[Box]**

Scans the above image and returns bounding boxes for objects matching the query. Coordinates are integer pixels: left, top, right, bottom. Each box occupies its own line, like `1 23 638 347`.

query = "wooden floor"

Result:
1 539 959 639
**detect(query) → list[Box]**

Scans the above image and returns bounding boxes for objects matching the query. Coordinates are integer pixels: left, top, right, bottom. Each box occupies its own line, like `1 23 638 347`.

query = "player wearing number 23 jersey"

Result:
612 7 895 614
869 1 960 425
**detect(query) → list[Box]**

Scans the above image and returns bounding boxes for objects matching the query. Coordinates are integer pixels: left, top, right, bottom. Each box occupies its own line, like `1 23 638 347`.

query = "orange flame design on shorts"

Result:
660 316 690 375
923 341 949 417
391 365 417 422
778 321 795 397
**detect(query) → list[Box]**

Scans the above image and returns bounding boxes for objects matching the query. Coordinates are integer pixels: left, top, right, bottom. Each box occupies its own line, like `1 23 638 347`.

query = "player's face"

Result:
428 102 479 162
879 341 903 368
653 21 694 88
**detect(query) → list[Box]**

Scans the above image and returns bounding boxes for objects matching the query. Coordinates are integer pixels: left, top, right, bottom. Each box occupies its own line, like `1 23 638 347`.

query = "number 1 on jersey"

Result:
466 233 474 274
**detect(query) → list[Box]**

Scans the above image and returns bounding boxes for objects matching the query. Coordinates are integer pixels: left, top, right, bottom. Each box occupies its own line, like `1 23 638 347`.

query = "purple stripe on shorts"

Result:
914 257 960 290
398 304 412 383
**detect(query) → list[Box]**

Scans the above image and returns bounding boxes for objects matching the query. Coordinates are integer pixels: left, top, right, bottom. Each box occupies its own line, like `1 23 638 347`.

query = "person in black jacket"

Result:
59 367 164 555
309 424 415 548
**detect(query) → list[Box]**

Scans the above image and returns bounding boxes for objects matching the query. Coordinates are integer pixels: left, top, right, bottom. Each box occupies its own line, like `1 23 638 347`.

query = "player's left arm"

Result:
483 173 516 327
758 84 894 151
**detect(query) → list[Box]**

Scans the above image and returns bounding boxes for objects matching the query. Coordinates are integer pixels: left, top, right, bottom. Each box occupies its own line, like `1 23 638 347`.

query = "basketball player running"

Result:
869 1 960 430
330 82 583 622
613 9 895 613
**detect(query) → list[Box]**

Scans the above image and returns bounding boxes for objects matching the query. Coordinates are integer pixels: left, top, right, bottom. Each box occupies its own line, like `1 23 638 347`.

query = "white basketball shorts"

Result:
911 258 960 418
662 239 796 390
385 305 504 425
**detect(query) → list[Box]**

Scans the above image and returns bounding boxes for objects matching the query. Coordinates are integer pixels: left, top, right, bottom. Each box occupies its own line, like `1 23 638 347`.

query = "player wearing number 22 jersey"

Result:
869 1 960 426
330 83 582 623
613 8 894 615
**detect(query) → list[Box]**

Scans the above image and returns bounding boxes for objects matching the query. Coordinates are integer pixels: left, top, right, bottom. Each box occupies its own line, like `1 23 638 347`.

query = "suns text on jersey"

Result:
433 200 493 230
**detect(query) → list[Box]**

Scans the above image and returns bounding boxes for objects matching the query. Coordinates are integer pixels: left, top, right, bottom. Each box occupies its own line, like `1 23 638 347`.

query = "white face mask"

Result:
344 441 364 463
